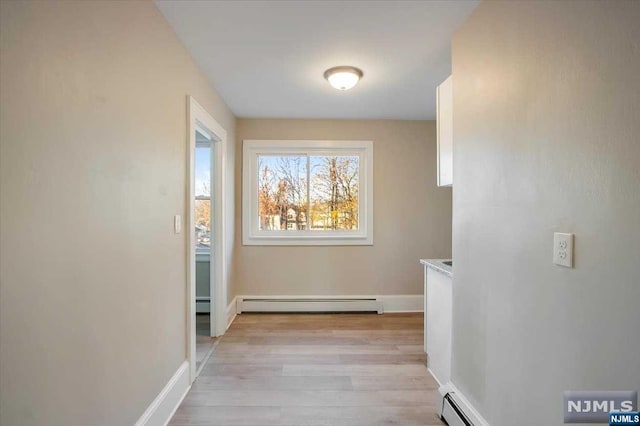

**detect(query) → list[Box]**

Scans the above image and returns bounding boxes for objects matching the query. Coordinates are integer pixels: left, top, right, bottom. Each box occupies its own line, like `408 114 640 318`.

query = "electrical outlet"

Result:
553 232 574 268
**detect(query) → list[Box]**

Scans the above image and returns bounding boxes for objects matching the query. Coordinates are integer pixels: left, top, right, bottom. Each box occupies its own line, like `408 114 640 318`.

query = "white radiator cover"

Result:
438 383 490 426
238 297 383 314
442 394 472 426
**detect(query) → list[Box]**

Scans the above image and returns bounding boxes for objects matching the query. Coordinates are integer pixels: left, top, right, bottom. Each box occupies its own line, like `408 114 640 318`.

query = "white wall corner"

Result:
226 296 238 329
134 361 190 426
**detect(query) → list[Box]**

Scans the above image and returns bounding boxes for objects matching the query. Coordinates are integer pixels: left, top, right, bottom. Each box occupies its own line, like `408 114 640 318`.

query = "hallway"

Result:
169 313 444 426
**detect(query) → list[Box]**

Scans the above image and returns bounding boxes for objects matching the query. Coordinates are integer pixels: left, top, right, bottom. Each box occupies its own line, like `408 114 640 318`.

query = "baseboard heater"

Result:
239 297 383 314
441 393 473 426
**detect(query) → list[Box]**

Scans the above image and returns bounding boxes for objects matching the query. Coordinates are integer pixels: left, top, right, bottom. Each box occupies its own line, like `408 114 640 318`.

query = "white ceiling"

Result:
155 1 478 120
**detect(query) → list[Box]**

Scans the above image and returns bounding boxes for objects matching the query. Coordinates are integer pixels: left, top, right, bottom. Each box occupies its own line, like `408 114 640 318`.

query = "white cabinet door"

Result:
426 267 452 385
437 75 453 187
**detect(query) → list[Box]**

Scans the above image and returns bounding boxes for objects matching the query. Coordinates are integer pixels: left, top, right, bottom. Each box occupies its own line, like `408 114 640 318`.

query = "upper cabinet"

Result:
436 75 453 187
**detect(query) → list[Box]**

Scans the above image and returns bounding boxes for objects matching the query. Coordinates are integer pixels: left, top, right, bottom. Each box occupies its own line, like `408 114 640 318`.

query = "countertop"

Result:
420 259 453 277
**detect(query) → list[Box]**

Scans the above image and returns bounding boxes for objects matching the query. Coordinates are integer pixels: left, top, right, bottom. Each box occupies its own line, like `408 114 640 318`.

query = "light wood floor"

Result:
196 314 215 372
170 313 444 426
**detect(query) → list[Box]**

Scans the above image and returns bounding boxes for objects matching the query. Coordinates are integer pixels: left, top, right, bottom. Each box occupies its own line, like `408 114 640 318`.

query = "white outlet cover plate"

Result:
553 232 574 268
174 214 181 234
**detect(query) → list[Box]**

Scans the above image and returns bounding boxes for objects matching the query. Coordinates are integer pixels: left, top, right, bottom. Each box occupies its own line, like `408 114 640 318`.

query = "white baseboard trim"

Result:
428 367 443 387
438 382 490 426
226 296 238 329
234 295 423 314
239 297 382 314
134 361 190 426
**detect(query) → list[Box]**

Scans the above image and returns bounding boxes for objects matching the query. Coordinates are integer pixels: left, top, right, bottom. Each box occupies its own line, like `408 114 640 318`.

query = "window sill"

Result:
242 235 373 246
196 251 210 262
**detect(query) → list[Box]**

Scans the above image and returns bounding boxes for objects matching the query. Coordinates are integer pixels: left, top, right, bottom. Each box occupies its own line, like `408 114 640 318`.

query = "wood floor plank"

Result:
181 389 438 407
350 375 439 391
192 376 353 391
169 313 444 426
169 406 281 426
212 343 405 355
338 353 426 365
280 406 444 426
331 329 422 336
199 364 283 376
270 344 404 355
207 354 343 365
363 336 424 345
398 344 428 354
282 363 430 377
243 336 371 345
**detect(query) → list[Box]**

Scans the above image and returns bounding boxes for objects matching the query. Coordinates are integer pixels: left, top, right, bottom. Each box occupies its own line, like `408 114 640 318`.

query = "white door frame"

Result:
187 96 227 383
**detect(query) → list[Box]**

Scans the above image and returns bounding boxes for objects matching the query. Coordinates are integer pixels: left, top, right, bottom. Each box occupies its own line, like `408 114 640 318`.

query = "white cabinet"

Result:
436 75 453 187
424 265 452 385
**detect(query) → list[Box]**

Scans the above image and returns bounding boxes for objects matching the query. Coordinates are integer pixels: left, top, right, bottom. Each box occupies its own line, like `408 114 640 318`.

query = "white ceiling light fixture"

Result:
324 66 363 91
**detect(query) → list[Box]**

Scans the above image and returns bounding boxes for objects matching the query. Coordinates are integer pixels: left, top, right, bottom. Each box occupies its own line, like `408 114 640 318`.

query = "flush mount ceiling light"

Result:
323 66 363 91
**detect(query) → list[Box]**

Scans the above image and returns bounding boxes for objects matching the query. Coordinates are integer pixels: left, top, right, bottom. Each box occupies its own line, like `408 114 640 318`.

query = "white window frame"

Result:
243 140 373 246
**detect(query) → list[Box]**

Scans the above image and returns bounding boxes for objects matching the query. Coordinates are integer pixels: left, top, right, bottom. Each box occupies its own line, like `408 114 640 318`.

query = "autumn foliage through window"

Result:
257 155 359 232
195 146 211 250
243 140 372 246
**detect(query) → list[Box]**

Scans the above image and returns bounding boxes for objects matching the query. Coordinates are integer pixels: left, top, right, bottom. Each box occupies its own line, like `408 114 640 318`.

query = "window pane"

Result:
257 155 308 231
195 146 211 198
195 145 211 251
195 199 211 249
309 155 359 230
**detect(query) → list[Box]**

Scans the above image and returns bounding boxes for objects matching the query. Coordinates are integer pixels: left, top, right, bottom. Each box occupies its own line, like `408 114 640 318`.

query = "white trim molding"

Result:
242 140 374 246
226 296 238 330
134 361 190 426
241 297 383 314
235 295 422 314
187 96 228 384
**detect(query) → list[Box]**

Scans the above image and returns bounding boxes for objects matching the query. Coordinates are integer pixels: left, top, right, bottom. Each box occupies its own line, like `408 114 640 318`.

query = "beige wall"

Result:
0 1 235 425
452 1 640 425
234 119 452 296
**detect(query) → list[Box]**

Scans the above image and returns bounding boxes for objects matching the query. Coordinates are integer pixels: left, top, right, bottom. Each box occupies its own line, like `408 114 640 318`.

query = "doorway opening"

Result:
194 132 214 374
187 96 227 382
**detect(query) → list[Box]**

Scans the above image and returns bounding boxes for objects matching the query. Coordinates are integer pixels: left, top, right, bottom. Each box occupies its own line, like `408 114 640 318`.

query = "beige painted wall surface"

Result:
0 1 235 425
235 119 452 296
452 1 640 425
